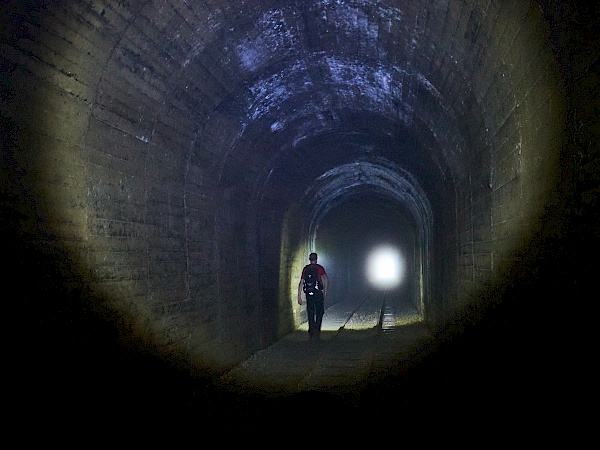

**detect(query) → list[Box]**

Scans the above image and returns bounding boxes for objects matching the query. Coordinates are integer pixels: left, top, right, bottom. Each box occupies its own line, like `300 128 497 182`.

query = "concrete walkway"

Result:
212 296 435 411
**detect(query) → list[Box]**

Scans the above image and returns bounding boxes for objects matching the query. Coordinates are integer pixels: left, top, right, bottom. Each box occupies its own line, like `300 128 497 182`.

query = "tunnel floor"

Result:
205 295 434 422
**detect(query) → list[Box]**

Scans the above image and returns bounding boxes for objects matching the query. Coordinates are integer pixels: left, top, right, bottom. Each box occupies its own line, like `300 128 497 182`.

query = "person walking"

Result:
298 252 328 340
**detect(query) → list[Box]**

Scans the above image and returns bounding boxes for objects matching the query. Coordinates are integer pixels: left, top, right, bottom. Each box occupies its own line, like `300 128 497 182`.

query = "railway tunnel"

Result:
2 0 598 427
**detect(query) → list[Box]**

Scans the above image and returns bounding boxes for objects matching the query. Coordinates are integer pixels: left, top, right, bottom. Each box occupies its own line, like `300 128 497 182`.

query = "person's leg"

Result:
306 295 316 338
315 293 325 339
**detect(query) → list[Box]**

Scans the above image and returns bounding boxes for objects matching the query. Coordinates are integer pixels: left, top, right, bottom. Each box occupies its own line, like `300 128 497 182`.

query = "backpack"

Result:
303 265 320 296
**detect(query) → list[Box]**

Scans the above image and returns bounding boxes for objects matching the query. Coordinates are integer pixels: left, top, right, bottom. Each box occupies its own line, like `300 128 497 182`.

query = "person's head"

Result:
309 252 318 263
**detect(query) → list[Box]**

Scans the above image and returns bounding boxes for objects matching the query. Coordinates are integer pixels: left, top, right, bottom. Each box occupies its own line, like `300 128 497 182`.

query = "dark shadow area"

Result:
6 230 200 417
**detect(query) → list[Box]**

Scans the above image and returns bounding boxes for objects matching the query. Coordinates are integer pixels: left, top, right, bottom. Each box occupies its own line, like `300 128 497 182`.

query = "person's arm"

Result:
297 278 304 305
321 274 329 298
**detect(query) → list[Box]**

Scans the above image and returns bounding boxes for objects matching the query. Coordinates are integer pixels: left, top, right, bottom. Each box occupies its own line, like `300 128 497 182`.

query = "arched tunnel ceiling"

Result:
161 0 503 203
302 160 432 241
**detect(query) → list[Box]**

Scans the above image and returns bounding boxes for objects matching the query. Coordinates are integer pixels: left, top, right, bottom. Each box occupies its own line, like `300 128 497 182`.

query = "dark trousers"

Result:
306 291 324 337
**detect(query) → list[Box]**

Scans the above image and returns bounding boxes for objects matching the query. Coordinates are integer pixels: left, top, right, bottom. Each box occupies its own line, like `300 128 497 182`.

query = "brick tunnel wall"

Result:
2 0 598 417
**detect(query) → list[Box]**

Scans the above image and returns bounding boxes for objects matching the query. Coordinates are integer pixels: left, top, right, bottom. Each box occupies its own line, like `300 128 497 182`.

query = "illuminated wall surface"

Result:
2 0 597 424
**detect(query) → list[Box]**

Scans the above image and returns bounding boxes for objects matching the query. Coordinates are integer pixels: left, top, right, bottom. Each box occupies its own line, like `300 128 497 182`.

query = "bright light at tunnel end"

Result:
367 245 405 290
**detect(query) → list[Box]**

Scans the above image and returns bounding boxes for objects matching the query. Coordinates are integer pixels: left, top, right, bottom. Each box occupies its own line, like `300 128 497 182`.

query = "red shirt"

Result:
301 263 327 284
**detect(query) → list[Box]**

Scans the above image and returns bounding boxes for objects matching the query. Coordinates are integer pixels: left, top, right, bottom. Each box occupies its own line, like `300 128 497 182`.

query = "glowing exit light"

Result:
367 245 405 290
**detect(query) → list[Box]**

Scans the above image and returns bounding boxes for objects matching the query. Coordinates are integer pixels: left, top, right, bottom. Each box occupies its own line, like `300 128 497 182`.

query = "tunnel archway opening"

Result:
286 160 432 331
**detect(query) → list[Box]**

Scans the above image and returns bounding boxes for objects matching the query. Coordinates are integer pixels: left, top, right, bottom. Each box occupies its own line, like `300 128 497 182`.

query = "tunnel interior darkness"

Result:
2 0 598 424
